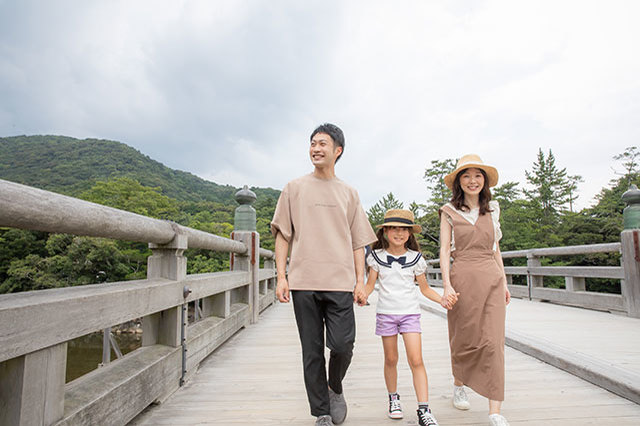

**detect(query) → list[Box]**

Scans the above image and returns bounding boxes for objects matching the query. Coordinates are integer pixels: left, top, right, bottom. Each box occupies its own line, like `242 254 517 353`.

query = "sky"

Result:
1 0 639 211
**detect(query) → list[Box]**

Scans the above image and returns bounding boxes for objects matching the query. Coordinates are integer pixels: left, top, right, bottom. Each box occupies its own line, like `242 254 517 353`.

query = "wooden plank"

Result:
132 297 640 425
60 345 181 426
0 272 248 363
186 304 250 373
258 268 276 282
183 271 250 302
528 266 624 279
530 287 624 312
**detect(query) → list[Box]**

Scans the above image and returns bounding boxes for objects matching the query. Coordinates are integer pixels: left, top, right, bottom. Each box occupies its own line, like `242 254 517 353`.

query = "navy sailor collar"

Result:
371 249 422 269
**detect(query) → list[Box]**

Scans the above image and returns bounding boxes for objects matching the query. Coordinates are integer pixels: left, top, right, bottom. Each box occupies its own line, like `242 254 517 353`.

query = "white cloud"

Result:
1 0 639 212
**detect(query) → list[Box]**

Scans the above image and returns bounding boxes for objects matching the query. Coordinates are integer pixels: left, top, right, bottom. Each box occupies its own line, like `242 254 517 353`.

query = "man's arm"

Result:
352 247 365 303
275 231 290 303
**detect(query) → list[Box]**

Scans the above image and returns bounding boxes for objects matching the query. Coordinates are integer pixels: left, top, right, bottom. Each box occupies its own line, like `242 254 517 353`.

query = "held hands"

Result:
441 285 460 310
440 292 460 310
354 282 368 306
276 276 290 303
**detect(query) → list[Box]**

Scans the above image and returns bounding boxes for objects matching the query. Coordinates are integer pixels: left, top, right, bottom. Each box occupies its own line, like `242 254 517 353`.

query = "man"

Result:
271 123 376 426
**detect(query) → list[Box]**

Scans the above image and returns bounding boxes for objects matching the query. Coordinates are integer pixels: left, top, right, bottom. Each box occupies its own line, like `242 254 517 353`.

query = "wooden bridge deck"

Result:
132 295 640 425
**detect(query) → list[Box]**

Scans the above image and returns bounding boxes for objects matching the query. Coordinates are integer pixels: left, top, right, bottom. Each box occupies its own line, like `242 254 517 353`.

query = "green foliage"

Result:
523 149 571 223
0 237 130 293
366 192 404 227
80 177 183 220
423 158 456 208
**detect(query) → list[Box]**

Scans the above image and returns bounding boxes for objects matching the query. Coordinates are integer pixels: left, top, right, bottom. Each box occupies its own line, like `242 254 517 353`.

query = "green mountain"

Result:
0 135 280 203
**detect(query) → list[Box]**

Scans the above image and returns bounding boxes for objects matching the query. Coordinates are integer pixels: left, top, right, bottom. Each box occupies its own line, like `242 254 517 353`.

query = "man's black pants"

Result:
291 290 356 417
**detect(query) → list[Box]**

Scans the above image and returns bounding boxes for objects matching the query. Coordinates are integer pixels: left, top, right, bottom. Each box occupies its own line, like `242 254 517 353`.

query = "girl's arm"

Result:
493 243 511 305
439 213 458 303
359 267 378 306
416 273 441 304
416 273 458 309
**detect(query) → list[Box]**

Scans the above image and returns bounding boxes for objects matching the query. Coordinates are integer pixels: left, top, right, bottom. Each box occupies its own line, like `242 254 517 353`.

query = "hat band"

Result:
383 217 414 225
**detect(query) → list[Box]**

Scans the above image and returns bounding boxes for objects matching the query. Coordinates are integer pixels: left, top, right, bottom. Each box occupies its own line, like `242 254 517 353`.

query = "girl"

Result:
439 154 511 426
360 209 457 426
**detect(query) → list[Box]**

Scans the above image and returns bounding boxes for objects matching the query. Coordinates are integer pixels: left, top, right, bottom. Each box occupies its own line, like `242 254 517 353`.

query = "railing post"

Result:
142 228 187 347
565 276 586 292
232 186 259 324
527 253 543 300
264 257 276 300
621 185 640 318
0 342 67 426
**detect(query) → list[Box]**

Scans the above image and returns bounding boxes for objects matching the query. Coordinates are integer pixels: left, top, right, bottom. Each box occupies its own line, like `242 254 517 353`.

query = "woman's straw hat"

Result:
444 154 499 189
377 209 422 233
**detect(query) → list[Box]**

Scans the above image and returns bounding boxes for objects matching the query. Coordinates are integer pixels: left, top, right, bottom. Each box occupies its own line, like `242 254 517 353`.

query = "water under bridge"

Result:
1 179 640 425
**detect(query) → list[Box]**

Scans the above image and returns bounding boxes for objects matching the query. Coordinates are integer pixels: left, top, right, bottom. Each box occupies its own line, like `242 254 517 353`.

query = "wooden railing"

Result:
426 242 627 313
0 179 277 426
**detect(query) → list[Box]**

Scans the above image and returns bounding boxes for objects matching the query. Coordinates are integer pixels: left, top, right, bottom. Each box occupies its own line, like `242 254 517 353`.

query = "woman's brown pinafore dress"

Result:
441 204 505 401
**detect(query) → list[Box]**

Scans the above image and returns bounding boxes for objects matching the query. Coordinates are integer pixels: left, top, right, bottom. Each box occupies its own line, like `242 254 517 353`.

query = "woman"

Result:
439 154 511 426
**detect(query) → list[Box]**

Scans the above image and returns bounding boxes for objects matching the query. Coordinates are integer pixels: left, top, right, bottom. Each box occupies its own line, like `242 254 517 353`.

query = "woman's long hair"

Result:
371 227 421 251
451 168 493 215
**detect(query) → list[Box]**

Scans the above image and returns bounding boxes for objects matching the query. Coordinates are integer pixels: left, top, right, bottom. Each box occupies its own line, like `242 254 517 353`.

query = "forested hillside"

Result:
0 135 280 293
0 135 279 202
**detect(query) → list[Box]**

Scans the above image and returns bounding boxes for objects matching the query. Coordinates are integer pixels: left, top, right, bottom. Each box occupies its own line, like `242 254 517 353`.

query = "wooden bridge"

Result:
1 178 640 425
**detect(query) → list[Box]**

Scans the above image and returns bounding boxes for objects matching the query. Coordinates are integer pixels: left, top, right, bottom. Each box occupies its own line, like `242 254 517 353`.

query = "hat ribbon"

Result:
383 217 414 225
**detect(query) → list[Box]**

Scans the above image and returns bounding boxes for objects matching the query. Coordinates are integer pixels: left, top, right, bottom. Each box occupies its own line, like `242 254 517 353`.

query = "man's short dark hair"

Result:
310 123 345 162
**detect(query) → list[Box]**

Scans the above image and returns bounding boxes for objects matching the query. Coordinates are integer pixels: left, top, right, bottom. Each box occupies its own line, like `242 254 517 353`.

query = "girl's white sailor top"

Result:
366 248 427 314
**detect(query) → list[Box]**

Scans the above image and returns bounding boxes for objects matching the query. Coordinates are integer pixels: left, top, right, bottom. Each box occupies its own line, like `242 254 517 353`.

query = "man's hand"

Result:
276 276 290 303
354 282 367 306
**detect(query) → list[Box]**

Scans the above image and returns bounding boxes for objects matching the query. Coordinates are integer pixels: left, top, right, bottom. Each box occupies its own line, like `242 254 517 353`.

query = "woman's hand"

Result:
505 286 511 305
442 285 458 309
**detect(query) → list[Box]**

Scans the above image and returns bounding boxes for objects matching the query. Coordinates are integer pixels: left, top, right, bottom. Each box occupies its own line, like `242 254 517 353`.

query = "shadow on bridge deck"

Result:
132 295 640 425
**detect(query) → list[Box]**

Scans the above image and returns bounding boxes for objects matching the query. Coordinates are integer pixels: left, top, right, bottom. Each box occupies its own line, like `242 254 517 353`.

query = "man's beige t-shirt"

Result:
270 173 377 292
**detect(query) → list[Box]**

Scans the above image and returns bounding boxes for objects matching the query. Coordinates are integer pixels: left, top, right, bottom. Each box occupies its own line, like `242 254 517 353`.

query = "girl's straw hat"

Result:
444 154 499 189
377 209 422 233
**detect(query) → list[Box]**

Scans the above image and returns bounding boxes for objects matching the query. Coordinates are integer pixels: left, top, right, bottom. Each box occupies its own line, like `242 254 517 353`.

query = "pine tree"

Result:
423 158 456 209
366 192 404 226
612 146 640 186
524 149 570 222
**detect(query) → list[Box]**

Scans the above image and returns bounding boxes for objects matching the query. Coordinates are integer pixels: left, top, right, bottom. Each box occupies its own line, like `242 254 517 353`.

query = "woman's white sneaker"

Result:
452 386 470 410
489 414 510 426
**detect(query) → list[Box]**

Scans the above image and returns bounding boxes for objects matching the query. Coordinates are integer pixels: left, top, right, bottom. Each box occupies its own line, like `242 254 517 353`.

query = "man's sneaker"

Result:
315 415 334 426
452 386 470 410
328 388 347 425
388 393 403 419
489 414 510 426
417 407 439 426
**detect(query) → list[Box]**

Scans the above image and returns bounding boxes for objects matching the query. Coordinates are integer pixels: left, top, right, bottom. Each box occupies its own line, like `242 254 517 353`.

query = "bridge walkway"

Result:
132 294 640 425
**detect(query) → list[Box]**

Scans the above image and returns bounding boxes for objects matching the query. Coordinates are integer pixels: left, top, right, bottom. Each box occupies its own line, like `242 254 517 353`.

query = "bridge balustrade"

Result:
0 179 277 426
427 243 627 313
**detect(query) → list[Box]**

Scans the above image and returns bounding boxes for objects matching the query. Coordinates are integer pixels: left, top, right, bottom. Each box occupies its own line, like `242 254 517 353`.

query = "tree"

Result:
565 174 584 213
409 201 424 218
80 177 182 220
524 149 571 222
493 182 520 209
423 159 456 209
613 146 640 185
366 192 404 226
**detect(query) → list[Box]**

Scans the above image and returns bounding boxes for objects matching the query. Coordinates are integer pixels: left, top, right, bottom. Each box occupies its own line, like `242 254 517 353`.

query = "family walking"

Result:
271 124 510 426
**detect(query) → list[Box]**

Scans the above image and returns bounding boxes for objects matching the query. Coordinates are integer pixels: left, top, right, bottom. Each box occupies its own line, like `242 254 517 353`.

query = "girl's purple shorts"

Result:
375 313 422 336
